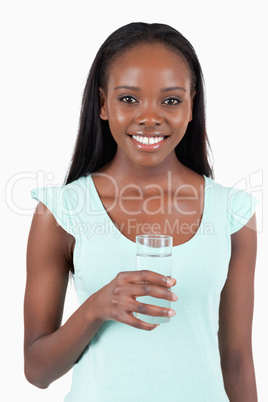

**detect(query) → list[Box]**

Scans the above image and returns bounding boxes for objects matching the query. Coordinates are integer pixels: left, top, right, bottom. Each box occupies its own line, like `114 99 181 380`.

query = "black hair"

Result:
65 22 213 184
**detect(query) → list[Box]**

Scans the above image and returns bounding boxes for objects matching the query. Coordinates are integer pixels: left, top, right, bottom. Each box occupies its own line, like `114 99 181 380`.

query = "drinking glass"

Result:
135 234 173 324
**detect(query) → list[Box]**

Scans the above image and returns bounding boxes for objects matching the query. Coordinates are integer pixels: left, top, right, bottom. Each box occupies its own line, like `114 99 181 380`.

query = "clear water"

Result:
135 254 172 324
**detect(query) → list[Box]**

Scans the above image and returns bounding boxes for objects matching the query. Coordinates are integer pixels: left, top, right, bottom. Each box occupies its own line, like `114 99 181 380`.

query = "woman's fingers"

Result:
132 299 176 318
96 270 178 326
116 270 176 288
121 311 160 331
130 283 178 301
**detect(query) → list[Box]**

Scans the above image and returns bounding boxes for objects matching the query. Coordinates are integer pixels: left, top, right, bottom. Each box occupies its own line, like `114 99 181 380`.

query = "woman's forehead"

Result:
112 43 188 69
107 43 192 89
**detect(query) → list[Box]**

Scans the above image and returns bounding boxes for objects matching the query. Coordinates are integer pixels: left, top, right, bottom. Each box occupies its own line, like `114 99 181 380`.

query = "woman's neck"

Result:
99 150 188 189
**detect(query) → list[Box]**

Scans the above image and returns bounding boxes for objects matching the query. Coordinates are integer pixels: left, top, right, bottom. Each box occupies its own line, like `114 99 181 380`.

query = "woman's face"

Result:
100 43 194 169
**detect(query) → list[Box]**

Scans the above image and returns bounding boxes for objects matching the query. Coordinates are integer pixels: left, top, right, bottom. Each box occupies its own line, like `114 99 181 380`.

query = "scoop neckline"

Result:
88 174 210 251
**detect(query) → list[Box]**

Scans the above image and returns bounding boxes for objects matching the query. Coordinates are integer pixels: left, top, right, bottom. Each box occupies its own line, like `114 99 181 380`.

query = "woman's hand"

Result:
92 270 178 330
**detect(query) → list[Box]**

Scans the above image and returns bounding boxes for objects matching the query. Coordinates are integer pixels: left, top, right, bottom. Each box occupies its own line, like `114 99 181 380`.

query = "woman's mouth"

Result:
131 135 165 145
128 134 168 150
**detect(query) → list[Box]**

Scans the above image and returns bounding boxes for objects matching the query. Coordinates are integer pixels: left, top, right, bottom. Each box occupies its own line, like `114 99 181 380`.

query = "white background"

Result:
1 0 267 400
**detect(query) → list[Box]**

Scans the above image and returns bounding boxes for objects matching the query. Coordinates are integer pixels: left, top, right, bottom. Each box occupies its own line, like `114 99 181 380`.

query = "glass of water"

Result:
135 234 173 324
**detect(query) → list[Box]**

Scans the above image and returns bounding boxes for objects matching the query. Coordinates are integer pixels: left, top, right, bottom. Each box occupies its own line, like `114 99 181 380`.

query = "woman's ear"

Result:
99 88 108 120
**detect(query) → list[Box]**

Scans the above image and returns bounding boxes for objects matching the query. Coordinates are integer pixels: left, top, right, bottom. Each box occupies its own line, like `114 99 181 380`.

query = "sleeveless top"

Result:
31 174 258 402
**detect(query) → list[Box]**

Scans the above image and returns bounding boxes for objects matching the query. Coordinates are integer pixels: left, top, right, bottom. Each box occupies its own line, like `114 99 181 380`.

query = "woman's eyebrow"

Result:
160 86 186 92
114 86 140 91
114 85 186 92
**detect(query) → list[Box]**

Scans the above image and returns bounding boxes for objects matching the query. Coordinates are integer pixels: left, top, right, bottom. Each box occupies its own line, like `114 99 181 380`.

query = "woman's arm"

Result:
24 202 104 388
218 214 258 401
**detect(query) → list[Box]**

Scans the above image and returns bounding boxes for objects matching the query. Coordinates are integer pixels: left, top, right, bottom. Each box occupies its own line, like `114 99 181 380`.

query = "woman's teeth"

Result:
132 135 165 145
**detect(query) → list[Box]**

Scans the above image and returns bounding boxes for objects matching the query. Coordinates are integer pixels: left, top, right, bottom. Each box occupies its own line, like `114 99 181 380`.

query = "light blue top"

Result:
31 175 258 402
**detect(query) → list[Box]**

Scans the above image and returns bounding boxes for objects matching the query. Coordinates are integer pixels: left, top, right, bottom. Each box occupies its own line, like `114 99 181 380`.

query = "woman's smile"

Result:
128 133 169 151
131 135 165 145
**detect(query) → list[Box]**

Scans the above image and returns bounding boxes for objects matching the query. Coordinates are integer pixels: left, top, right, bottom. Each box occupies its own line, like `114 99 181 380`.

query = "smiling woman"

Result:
25 22 258 402
65 23 211 183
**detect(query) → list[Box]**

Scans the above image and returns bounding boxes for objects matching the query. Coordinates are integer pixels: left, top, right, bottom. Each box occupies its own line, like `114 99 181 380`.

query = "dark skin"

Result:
24 43 258 400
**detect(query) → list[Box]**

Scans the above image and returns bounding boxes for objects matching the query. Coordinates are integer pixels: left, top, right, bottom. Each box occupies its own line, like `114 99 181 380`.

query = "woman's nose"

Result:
135 106 164 127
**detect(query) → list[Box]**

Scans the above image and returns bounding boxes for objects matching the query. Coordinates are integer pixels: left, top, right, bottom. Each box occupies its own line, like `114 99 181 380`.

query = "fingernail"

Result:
167 278 175 286
168 310 176 317
172 293 178 301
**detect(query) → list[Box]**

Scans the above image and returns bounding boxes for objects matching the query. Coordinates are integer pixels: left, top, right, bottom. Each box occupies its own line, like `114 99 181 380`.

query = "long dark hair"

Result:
65 22 213 184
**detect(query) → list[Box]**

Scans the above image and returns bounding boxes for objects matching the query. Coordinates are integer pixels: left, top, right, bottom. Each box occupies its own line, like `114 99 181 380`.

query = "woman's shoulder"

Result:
31 175 92 237
32 175 90 203
204 175 258 235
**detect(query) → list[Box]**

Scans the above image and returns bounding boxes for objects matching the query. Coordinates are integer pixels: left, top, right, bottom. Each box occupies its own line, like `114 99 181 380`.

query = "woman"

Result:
24 22 258 401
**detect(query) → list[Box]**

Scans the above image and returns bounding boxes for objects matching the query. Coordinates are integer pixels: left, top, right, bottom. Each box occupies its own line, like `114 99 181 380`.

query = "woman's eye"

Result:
119 96 137 104
163 98 182 106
